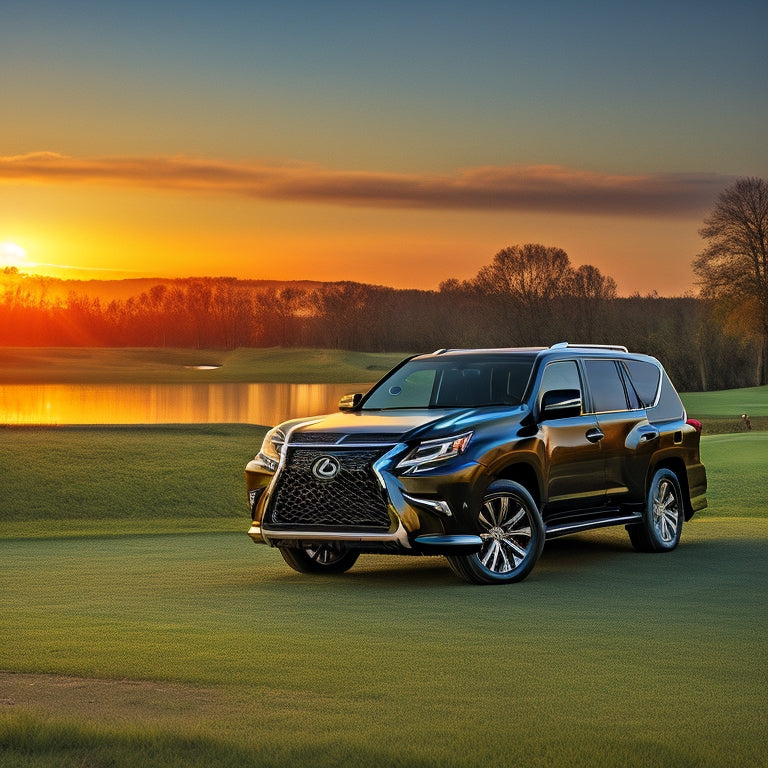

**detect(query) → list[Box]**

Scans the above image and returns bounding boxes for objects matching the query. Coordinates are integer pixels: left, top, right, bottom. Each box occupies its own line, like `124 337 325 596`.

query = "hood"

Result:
283 405 528 443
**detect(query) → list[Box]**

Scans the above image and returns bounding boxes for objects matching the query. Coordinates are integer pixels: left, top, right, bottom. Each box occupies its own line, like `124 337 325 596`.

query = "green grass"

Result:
699 433 768 518
681 385 768 417
0 347 411 384
2 523 766 768
0 425 266 534
1 427 767 767
681 385 768 433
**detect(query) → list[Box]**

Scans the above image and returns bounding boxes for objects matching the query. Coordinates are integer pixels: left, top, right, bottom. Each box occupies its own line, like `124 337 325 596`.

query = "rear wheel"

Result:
278 544 359 574
627 468 683 552
446 480 545 585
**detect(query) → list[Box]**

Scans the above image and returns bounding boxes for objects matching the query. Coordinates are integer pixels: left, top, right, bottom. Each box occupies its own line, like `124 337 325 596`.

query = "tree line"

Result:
2 176 766 392
0 262 757 393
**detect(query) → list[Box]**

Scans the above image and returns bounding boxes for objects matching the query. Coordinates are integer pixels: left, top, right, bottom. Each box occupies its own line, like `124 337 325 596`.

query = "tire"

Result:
446 480 545 584
627 468 683 553
278 544 359 574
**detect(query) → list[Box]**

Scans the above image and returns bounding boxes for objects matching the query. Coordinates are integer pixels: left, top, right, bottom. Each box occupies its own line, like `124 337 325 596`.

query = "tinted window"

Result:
584 359 629 413
538 361 582 409
647 371 685 422
363 355 536 410
623 360 661 407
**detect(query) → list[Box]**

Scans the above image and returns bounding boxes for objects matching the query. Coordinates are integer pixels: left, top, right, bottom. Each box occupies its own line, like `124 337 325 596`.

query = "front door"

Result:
537 360 606 518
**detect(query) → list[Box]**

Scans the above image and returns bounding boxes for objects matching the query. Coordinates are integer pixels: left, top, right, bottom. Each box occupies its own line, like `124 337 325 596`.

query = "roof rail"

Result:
550 342 629 353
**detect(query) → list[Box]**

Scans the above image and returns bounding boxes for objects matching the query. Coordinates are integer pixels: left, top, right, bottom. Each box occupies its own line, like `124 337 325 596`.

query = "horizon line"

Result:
3 266 697 298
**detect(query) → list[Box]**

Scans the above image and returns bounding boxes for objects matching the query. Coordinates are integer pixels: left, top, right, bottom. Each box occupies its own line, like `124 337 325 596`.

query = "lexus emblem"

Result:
311 455 341 481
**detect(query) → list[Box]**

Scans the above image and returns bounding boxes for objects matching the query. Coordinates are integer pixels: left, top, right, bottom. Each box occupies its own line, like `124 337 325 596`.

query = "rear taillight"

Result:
686 418 703 434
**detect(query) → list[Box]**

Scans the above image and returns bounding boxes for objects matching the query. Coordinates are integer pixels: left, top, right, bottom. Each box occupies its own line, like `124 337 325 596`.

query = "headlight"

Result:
397 431 473 472
255 426 286 471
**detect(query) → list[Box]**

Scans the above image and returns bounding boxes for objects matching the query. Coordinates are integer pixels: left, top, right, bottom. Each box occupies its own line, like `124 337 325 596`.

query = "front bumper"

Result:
246 448 489 555
247 520 482 555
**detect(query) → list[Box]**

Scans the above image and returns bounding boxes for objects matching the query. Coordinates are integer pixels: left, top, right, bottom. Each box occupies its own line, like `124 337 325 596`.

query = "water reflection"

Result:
0 383 369 426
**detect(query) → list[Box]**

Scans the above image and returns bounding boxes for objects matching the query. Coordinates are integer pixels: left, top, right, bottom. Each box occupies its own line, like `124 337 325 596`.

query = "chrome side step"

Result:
545 513 642 538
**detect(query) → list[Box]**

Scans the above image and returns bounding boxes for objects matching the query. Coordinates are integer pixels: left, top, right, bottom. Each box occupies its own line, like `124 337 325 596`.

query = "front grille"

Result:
267 448 391 530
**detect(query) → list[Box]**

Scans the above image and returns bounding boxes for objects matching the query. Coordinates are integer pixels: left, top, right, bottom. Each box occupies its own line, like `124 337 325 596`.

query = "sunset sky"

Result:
1 0 766 295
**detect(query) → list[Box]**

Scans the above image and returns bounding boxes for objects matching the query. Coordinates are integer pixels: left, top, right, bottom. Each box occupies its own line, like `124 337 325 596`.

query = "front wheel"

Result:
279 544 359 574
627 468 683 552
446 480 545 585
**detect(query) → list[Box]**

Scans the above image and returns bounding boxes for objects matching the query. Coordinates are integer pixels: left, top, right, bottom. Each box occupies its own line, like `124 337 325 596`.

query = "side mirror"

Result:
339 393 363 411
540 389 582 420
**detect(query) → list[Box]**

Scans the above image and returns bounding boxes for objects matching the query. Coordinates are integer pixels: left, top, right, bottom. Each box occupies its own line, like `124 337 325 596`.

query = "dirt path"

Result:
0 671 229 725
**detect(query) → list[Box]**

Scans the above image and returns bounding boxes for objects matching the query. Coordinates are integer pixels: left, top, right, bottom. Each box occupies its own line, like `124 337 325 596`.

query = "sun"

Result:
1 242 28 267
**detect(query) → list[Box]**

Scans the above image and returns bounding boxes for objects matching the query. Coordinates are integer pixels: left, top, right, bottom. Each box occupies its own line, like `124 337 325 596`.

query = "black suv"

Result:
246 344 707 584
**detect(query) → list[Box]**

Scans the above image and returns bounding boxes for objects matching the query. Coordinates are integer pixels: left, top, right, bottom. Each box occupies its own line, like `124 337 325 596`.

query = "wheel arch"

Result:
494 461 542 508
648 456 694 520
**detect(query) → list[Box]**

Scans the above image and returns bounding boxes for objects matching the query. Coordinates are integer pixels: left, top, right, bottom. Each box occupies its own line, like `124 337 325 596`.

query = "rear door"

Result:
582 358 654 507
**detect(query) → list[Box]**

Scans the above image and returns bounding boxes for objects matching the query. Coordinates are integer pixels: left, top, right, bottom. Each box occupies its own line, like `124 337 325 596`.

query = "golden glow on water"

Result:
0 383 365 425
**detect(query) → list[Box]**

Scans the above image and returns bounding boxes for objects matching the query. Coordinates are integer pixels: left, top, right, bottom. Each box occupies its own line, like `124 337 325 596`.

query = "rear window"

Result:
647 371 685 422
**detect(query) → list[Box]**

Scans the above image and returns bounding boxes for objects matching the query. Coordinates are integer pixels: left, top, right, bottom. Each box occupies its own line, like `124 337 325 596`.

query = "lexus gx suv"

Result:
245 344 707 584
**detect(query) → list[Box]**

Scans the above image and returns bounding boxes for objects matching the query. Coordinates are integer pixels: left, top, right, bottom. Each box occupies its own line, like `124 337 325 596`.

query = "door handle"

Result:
585 427 604 443
639 430 659 443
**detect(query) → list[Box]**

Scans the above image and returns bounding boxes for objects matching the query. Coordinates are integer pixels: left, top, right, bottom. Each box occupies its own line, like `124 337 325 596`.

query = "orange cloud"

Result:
0 152 731 216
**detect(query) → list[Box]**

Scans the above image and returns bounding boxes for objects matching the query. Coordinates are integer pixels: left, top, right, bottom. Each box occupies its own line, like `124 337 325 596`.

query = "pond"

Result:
0 382 370 426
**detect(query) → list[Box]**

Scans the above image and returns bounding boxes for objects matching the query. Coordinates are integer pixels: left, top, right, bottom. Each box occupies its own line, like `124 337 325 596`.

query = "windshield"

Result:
362 355 536 410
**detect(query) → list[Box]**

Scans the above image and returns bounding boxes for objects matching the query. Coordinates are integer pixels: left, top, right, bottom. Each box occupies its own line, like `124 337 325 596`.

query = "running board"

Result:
545 513 643 539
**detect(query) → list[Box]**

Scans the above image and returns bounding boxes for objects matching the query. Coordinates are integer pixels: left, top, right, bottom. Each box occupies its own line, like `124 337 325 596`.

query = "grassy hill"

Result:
0 347 410 384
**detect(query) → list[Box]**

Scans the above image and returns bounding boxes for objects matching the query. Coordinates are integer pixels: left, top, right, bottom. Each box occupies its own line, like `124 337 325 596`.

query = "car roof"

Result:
420 344 631 358
411 344 661 368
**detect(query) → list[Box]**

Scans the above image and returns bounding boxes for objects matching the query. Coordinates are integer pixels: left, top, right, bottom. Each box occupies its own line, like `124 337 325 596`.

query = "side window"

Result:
538 360 582 409
623 360 662 407
584 359 629 413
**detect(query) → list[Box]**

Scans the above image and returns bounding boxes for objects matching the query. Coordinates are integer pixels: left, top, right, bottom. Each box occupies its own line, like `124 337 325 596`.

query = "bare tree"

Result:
468 244 574 344
472 244 573 306
568 264 618 341
693 177 768 385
